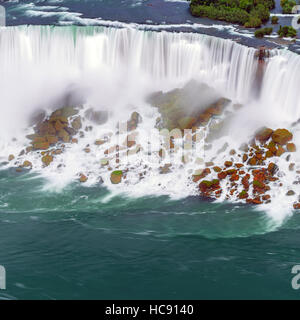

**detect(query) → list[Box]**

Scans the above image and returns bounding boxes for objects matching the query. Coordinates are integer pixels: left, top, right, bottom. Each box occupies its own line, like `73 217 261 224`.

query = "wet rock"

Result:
79 173 88 183
268 163 278 175
71 116 82 131
8 154 15 161
287 190 295 196
159 164 172 174
41 154 53 167
22 160 32 168
293 203 300 210
58 129 70 143
178 117 197 130
110 170 123 184
52 106 78 118
287 143 296 152
255 127 273 143
272 129 293 145
275 145 285 157
289 163 295 171
199 179 220 195
239 190 248 199
33 141 50 150
224 161 233 167
95 139 106 146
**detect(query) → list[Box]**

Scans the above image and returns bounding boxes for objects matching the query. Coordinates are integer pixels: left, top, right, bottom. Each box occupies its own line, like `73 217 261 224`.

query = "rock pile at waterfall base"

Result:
148 81 231 131
9 104 142 185
193 126 300 210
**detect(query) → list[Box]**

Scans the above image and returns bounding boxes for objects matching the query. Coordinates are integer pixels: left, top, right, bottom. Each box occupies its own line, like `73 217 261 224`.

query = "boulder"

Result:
255 127 273 143
272 129 293 145
22 160 32 168
286 190 295 196
71 116 82 131
42 154 53 166
33 141 50 150
58 129 70 143
8 154 14 161
110 171 123 184
79 173 88 183
159 164 172 174
95 139 106 146
51 106 78 118
287 143 296 152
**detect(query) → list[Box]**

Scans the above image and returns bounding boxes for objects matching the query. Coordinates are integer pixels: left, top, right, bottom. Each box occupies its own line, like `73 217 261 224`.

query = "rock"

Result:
41 154 53 166
178 117 197 130
262 195 271 201
33 141 50 150
268 163 278 175
95 139 106 146
53 149 62 155
255 127 273 143
35 121 56 136
289 163 295 171
128 112 142 131
248 157 257 166
46 135 58 145
239 190 248 199
58 129 70 143
8 154 15 161
235 163 244 169
218 171 227 180
51 106 78 118
71 116 82 131
22 160 32 168
287 190 295 196
126 140 136 148
229 149 236 155
242 154 248 162
193 168 211 182
110 171 123 184
79 173 88 183
213 166 222 173
287 143 296 152
85 108 108 125
71 138 78 144
224 161 233 167
199 179 220 195
54 120 66 132
272 129 293 145
293 203 300 210
275 145 285 157
159 164 172 174
84 148 91 153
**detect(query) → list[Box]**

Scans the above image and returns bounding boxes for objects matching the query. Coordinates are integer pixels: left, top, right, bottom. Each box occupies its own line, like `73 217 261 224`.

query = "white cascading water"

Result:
0 25 299 221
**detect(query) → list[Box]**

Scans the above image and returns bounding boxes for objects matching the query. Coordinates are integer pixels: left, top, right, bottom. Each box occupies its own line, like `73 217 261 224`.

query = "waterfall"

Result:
1 25 300 220
0 25 258 101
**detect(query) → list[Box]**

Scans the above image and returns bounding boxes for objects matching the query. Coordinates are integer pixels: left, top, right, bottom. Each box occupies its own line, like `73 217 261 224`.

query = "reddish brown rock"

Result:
255 127 273 143
287 143 296 152
272 129 293 145
224 161 233 167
